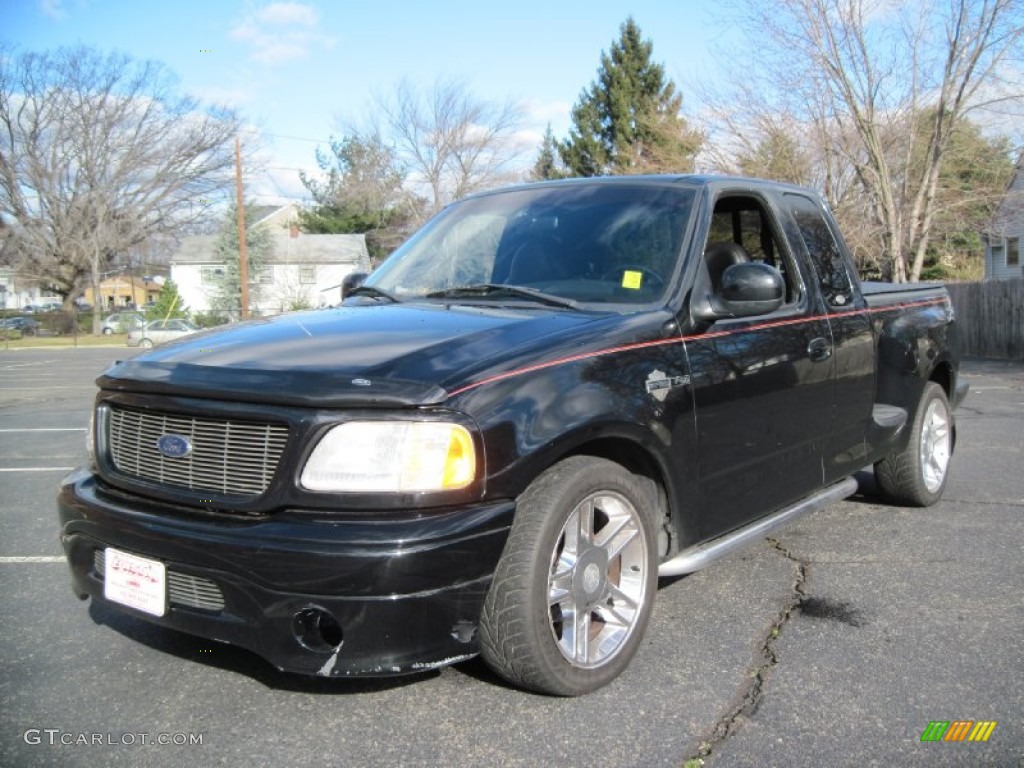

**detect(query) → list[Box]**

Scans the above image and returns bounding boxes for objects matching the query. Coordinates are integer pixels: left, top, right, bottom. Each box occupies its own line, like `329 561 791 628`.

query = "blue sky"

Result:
4 0 728 205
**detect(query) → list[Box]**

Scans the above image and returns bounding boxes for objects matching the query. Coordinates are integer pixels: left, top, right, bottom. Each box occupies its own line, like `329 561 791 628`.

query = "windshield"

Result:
364 182 696 307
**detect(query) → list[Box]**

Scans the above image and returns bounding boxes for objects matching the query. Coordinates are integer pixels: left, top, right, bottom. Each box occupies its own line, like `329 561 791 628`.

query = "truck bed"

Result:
860 280 948 306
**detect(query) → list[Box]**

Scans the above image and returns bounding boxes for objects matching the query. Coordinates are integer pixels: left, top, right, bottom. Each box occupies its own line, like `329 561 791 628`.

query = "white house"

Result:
169 207 371 315
0 267 63 310
983 162 1024 281
0 268 37 310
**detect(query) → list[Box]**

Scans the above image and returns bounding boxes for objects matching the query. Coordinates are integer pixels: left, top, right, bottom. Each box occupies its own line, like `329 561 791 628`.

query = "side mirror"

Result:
693 262 785 321
340 272 368 300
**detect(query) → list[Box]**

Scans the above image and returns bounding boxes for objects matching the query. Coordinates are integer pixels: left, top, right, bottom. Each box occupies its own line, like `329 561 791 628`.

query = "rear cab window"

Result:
785 193 858 310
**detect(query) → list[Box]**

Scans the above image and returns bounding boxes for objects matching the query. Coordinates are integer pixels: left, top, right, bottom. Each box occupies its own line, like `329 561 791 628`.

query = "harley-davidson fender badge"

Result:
645 369 689 402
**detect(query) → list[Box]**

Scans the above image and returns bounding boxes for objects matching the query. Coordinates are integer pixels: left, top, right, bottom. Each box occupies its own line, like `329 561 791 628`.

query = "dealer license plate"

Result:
104 548 166 617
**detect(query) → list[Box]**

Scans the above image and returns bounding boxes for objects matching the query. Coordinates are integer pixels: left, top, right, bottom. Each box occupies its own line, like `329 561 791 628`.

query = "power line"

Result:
262 169 305 203
249 194 315 203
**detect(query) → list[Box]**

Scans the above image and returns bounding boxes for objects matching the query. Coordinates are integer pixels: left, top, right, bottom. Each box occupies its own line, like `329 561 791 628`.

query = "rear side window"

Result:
786 194 854 309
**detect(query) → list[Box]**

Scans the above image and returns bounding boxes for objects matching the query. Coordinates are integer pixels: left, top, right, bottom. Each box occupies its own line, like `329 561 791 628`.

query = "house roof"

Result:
170 233 369 266
252 203 301 230
987 162 1024 236
250 205 283 225
96 274 162 289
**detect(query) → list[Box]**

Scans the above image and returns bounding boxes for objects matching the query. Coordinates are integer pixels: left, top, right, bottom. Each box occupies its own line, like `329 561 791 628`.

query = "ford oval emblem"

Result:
156 434 193 459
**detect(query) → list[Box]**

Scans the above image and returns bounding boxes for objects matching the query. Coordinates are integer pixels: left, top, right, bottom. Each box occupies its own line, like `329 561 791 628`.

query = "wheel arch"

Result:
545 433 680 561
928 359 958 452
928 359 953 398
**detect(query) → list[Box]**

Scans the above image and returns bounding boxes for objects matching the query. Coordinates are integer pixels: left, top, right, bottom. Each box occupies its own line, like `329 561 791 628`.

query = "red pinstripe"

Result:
444 296 948 399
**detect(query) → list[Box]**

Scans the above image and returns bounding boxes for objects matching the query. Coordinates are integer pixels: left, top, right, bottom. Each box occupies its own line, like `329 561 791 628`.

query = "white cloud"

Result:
229 3 334 65
504 99 573 167
522 99 572 135
191 84 253 109
964 62 1024 144
254 2 318 26
511 127 544 150
39 0 67 21
250 166 314 207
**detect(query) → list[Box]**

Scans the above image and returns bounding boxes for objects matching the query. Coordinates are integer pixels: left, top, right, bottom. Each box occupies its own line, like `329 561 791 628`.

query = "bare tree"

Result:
375 79 523 219
732 116 817 186
0 46 242 331
704 0 1023 281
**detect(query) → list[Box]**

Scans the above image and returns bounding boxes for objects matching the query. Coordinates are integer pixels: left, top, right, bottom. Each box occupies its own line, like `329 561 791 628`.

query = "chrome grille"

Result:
94 549 225 613
105 405 288 497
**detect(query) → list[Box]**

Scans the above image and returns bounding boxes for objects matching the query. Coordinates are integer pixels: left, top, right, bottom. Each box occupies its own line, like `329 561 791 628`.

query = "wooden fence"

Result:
945 279 1024 360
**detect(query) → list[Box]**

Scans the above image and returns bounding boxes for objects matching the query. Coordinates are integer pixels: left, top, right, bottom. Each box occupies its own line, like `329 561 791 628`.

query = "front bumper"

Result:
58 469 515 677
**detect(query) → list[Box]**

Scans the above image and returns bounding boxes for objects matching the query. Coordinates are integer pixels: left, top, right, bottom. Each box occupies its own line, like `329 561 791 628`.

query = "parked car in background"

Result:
24 301 62 313
126 319 199 348
101 313 145 335
0 316 40 335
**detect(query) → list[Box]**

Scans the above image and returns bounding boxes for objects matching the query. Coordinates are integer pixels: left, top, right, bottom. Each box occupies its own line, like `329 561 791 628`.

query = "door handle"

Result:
807 337 832 362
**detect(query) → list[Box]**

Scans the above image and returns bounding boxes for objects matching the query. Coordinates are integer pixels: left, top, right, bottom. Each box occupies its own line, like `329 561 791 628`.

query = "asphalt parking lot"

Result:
0 348 1020 767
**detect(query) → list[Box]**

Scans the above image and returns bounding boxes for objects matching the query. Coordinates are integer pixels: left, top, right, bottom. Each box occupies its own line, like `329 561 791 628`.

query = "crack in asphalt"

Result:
954 405 985 415
945 497 1024 508
683 537 807 767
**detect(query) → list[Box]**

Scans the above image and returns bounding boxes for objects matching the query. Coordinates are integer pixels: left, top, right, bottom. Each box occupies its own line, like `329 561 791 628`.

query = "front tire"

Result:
875 382 953 506
479 456 657 696
139 338 154 348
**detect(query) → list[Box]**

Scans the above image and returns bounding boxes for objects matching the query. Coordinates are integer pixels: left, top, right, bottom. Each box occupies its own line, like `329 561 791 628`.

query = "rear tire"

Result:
479 456 657 696
875 382 952 507
140 338 154 348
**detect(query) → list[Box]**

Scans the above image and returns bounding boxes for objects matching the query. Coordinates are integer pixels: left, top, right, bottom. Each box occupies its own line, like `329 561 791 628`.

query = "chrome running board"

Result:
658 477 858 577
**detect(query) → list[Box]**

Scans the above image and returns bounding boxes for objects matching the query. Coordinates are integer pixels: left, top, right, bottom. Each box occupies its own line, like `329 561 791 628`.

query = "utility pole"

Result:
234 136 250 320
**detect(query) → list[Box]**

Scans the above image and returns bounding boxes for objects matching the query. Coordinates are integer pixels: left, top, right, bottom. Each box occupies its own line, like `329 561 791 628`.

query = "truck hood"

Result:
99 303 600 407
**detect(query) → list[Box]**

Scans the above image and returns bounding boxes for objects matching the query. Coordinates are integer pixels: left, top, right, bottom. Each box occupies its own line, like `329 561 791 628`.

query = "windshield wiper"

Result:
347 284 401 303
425 283 579 310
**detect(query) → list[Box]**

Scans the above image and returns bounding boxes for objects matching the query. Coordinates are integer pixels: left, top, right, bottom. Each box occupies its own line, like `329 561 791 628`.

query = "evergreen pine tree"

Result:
560 18 702 176
146 279 188 321
210 203 274 318
530 125 568 180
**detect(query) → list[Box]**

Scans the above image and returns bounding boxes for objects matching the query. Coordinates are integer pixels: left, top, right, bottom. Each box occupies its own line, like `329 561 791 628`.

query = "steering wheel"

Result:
601 264 665 289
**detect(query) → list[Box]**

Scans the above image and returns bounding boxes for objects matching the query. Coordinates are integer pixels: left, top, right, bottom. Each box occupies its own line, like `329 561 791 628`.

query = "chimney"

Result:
290 224 299 239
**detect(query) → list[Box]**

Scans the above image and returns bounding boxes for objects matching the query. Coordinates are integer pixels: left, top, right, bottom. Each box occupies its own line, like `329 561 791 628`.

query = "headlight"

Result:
300 421 476 492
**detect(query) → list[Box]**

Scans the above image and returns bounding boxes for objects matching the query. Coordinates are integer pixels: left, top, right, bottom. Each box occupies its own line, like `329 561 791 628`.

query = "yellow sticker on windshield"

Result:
622 270 643 290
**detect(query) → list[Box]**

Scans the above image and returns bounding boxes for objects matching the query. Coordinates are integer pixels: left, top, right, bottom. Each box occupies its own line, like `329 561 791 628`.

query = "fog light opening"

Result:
292 607 344 653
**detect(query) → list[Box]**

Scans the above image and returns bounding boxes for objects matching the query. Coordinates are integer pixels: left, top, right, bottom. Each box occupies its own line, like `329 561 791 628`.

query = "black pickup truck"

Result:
58 175 967 695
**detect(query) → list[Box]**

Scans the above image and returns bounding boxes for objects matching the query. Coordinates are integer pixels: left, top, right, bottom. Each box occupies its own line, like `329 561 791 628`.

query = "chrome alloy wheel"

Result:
547 491 649 669
919 398 951 493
